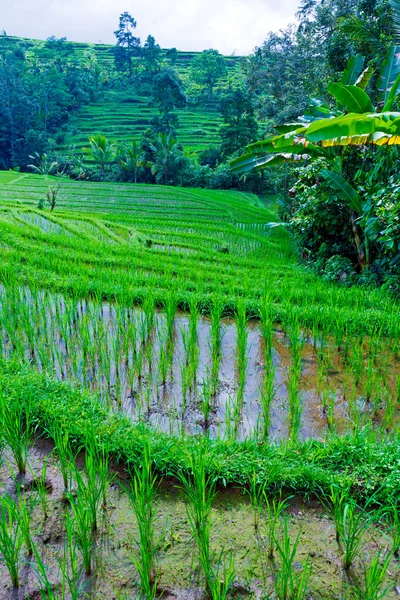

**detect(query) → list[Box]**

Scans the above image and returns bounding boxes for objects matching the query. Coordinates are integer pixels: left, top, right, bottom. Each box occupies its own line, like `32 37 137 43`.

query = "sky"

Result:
0 0 301 55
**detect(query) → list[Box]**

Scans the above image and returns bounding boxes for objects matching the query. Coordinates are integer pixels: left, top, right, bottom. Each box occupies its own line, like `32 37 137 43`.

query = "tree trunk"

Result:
350 212 367 271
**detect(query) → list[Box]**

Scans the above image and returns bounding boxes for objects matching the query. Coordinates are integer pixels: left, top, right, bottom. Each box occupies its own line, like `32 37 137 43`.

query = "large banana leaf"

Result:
306 112 400 143
383 73 400 111
341 55 364 85
355 66 374 91
377 45 400 106
320 170 363 214
328 83 374 114
231 142 324 173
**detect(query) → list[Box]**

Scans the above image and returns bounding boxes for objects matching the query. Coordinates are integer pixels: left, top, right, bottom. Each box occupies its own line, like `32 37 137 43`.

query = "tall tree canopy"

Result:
113 12 141 77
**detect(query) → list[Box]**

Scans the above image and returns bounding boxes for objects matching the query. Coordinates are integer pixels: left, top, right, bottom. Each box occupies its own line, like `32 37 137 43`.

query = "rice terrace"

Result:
1 2 400 599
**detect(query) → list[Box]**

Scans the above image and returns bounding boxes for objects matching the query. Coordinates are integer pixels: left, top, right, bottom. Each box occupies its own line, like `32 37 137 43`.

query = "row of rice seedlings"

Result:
178 444 236 598
259 293 277 438
287 318 305 441
210 297 224 397
248 476 396 599
123 442 159 599
0 409 398 598
233 298 248 434
1 282 399 441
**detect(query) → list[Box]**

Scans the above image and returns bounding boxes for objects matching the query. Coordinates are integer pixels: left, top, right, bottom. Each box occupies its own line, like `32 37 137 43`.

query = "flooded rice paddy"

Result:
0 287 398 442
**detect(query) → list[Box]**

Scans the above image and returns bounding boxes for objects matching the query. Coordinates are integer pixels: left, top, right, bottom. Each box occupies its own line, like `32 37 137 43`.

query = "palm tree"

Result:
150 133 183 184
119 140 142 183
83 135 117 180
28 152 58 175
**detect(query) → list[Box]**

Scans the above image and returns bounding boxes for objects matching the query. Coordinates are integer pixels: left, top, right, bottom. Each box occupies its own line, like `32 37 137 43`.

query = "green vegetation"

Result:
0 0 400 596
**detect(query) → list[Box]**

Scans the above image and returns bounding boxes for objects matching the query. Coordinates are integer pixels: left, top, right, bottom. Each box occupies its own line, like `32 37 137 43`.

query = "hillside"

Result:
3 36 244 154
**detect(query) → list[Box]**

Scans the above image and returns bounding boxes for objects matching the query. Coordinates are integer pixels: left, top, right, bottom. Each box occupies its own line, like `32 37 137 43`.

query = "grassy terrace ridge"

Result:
3 360 400 508
0 171 398 338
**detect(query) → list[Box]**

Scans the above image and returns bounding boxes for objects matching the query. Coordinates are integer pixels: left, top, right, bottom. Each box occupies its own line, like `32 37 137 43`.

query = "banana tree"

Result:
232 42 400 270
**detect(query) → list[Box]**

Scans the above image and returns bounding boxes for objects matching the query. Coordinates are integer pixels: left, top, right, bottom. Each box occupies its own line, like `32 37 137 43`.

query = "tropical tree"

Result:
152 68 186 133
28 152 58 175
119 140 142 183
219 88 258 156
190 49 227 97
232 22 400 271
142 35 162 75
150 133 184 184
83 135 117 180
113 12 141 77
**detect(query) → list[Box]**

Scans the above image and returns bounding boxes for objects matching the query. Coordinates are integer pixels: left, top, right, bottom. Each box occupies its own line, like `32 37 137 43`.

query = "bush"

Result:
323 255 356 285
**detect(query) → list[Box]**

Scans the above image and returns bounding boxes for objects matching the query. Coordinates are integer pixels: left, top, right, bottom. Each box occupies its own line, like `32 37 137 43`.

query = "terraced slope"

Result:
64 92 224 152
5 36 243 153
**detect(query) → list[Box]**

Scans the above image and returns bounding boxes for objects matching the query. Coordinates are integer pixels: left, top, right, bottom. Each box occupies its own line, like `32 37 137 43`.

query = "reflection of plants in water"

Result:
287 318 304 442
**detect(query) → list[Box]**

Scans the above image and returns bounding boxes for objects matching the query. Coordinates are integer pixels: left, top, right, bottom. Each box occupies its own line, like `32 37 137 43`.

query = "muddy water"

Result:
0 287 398 442
0 441 399 600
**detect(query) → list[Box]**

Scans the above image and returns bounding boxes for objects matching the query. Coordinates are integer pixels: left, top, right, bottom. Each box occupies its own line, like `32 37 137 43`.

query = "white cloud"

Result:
0 0 300 54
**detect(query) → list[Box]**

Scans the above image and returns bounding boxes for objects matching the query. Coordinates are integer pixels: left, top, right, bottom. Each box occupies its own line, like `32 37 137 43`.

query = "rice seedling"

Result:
164 288 177 343
123 441 158 599
323 483 350 543
236 297 248 401
247 470 266 532
13 487 36 556
60 507 87 598
207 550 236 600
28 457 49 519
66 495 95 576
287 319 304 442
178 442 218 593
384 503 400 556
210 296 223 396
48 426 74 494
201 376 213 427
0 494 25 588
259 291 274 360
31 541 68 600
0 393 34 475
326 391 336 432
341 501 369 570
273 517 312 600
350 552 391 600
263 492 290 558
